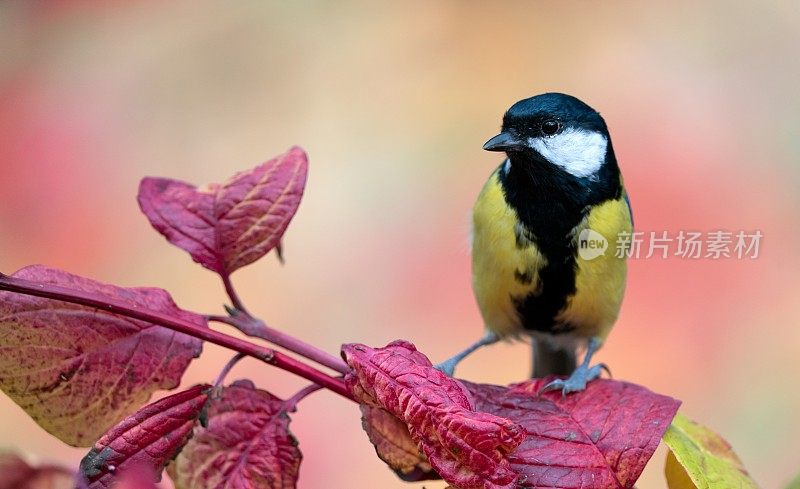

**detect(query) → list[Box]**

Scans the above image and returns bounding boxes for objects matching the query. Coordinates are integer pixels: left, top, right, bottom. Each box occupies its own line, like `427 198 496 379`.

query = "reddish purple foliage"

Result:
79 384 210 489
343 341 525 489
359 405 439 482
137 147 308 275
168 380 302 489
344 341 680 489
0 265 206 446
0 147 690 489
466 379 680 488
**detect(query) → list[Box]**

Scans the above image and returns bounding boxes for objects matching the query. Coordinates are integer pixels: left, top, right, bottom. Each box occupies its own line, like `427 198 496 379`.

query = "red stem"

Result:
215 271 349 374
215 352 246 388
221 272 249 316
284 383 323 412
0 273 354 401
208 314 349 374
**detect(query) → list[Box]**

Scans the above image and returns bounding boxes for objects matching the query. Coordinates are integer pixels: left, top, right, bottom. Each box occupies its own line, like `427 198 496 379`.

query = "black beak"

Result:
483 132 525 152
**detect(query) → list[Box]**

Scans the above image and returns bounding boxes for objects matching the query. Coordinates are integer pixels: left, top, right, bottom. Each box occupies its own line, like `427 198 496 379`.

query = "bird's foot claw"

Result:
539 363 609 396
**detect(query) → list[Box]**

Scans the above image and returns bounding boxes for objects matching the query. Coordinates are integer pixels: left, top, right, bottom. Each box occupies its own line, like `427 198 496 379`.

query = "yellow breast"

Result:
557 196 632 339
471 170 545 337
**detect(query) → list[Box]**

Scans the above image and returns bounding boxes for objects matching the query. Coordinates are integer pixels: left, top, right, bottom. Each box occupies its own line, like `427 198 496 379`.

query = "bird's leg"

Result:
436 331 500 377
540 337 609 395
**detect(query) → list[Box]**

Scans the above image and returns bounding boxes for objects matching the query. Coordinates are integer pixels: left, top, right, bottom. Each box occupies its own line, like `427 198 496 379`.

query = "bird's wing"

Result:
623 192 634 228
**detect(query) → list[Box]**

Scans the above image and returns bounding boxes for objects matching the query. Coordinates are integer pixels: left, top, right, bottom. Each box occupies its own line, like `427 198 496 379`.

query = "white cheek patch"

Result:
527 128 608 178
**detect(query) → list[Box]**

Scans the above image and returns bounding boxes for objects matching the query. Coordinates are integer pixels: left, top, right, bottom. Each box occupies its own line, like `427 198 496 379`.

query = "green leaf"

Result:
663 412 759 489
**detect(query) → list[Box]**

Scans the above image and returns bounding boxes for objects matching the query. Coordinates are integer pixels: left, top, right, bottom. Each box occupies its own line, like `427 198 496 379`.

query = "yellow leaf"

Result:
663 412 759 489
665 450 700 489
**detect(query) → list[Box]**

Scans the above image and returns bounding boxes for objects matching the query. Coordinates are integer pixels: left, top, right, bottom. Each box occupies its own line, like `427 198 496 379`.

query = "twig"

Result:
214 353 246 388
221 272 249 316
0 273 354 401
284 383 323 412
214 269 349 374
207 314 349 374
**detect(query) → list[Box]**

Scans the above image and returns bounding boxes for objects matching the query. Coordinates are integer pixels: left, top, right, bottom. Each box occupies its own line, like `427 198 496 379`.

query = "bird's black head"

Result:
484 93 615 180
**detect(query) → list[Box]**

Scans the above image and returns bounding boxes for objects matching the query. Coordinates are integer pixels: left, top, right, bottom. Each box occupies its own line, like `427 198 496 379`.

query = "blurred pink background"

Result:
1 1 799 487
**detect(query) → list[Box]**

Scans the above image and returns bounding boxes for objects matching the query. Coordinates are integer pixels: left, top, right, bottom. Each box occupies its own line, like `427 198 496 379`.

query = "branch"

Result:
215 267 349 374
221 272 250 316
284 383 323 412
0 273 353 401
208 314 349 374
215 353 246 388
215 271 348 374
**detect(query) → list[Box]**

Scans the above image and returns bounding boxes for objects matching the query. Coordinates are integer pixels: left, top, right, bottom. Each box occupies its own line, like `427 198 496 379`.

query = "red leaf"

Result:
138 147 308 275
466 379 680 488
342 341 525 489
359 405 439 482
167 380 302 489
79 384 211 489
0 452 73 489
343 341 681 489
0 265 206 446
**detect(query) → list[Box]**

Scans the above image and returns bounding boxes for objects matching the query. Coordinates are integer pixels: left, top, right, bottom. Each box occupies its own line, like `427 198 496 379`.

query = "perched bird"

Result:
438 93 633 394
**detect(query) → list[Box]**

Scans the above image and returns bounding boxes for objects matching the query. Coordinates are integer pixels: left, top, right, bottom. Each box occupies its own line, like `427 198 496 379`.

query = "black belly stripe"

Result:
511 248 577 334
497 148 622 335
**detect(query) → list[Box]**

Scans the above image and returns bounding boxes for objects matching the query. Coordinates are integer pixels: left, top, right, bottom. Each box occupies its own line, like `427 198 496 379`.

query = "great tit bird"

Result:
438 93 632 394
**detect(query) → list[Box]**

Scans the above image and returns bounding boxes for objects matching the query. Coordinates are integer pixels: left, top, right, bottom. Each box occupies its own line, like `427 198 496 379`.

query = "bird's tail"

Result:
532 339 577 378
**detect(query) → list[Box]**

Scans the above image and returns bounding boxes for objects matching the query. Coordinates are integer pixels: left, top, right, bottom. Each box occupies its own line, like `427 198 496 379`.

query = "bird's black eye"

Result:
541 119 560 136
